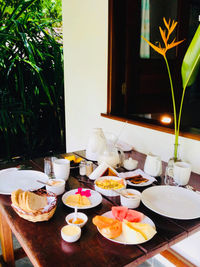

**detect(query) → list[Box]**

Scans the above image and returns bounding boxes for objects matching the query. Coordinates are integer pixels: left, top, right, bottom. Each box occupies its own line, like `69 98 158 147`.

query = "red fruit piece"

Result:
112 206 128 221
124 210 144 222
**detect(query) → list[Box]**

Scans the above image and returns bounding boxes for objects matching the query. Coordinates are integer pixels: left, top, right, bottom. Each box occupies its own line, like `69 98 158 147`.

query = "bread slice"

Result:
122 220 156 243
11 189 23 207
26 192 47 212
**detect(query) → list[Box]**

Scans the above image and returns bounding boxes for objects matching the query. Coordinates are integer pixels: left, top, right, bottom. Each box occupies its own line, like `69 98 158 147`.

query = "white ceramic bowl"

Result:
94 176 126 197
61 225 81 243
46 179 65 195
120 189 141 208
65 212 88 228
123 159 138 170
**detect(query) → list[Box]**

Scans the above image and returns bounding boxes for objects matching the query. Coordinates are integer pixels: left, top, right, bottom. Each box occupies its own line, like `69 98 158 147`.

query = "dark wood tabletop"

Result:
0 150 200 267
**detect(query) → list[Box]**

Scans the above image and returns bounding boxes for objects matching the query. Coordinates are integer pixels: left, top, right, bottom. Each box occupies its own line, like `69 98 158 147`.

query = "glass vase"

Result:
164 144 181 185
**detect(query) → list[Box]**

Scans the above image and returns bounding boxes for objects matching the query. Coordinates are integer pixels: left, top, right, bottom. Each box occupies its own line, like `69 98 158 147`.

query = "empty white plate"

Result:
0 169 48 194
141 185 200 220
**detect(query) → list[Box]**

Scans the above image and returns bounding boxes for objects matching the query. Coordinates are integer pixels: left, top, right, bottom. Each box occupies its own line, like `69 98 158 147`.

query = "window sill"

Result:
101 113 200 142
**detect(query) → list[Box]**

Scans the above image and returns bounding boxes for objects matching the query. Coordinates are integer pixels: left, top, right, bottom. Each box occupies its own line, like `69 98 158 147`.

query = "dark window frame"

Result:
103 0 200 142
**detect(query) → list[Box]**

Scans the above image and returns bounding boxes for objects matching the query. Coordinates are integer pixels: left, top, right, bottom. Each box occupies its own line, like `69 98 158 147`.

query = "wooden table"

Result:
0 150 200 267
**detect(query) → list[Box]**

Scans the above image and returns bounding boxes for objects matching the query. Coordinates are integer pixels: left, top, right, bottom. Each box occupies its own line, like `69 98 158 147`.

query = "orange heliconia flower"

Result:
141 17 184 56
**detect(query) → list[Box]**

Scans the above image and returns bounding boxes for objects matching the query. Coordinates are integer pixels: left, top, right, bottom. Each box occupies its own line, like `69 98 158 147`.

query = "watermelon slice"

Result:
112 206 128 221
112 206 143 222
124 210 143 222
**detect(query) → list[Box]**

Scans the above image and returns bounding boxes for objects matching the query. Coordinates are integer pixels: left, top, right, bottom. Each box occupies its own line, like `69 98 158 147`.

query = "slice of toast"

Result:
26 192 47 212
11 189 23 207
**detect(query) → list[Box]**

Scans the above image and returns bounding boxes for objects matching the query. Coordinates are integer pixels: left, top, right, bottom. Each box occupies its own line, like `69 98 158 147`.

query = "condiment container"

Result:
123 158 138 170
86 161 93 177
46 179 65 195
61 225 81 243
79 160 86 176
120 189 141 209
65 212 88 228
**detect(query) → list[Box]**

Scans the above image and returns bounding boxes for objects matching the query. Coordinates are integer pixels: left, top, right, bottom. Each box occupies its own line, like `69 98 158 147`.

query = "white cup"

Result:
53 159 70 181
173 162 191 186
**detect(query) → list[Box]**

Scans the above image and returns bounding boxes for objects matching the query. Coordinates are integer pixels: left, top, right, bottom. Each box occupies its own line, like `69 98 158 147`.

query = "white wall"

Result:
62 0 200 174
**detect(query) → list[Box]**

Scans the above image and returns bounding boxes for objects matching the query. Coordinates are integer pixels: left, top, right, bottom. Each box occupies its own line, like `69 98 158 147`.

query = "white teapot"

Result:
144 153 162 177
86 128 107 161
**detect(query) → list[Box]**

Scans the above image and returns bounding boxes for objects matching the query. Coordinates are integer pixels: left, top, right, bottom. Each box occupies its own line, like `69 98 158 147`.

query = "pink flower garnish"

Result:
75 188 91 197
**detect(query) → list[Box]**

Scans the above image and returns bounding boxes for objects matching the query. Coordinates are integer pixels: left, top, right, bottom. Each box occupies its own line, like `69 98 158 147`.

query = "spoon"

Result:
73 207 78 223
37 180 52 186
112 189 141 200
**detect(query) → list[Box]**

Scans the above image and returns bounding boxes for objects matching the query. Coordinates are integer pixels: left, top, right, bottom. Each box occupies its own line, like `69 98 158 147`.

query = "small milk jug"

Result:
144 153 162 177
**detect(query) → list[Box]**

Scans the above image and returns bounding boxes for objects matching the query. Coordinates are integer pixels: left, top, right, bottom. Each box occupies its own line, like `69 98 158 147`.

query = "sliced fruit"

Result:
122 221 146 243
124 210 144 222
100 220 122 239
92 215 116 229
123 220 156 243
111 206 128 221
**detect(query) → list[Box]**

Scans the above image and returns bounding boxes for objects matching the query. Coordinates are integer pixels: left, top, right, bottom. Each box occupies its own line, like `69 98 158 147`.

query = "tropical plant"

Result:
142 18 200 160
0 0 65 160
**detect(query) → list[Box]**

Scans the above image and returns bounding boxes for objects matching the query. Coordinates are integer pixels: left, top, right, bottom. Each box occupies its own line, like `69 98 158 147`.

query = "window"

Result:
104 0 200 140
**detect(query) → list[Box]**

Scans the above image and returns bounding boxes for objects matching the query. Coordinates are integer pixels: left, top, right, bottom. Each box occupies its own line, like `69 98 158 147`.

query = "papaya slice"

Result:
100 220 122 239
92 215 116 229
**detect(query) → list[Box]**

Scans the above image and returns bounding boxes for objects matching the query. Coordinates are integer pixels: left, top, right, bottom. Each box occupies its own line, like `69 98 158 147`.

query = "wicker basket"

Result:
12 190 57 222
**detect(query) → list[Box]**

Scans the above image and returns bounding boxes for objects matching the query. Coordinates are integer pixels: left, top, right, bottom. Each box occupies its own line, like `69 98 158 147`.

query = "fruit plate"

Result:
97 211 156 245
62 189 102 209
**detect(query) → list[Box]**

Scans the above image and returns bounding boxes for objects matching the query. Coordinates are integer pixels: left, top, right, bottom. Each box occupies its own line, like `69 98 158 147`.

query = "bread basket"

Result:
11 189 57 222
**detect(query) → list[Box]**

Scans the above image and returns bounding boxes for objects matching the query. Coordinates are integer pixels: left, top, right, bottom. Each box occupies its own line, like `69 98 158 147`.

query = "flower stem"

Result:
177 85 187 141
163 55 178 159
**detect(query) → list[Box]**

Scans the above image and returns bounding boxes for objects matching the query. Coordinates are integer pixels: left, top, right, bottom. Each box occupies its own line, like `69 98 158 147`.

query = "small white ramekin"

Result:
120 189 141 209
61 225 81 243
65 212 88 228
46 179 65 195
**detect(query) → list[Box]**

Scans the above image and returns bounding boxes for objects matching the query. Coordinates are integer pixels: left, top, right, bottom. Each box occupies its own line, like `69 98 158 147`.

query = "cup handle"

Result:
155 159 162 176
117 148 125 167
164 166 174 185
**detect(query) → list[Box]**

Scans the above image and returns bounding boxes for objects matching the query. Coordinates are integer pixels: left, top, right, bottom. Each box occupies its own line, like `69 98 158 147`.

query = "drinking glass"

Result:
44 157 57 178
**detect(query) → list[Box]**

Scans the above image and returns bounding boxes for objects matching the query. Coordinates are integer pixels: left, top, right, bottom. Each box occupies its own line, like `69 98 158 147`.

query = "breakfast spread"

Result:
125 175 148 184
92 206 156 244
95 178 124 190
11 189 48 213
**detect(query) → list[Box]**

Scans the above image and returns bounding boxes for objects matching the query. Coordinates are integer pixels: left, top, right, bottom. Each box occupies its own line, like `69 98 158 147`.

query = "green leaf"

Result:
181 25 200 88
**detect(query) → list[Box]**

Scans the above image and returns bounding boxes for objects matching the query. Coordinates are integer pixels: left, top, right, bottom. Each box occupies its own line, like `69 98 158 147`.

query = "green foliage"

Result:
0 0 65 160
181 25 200 89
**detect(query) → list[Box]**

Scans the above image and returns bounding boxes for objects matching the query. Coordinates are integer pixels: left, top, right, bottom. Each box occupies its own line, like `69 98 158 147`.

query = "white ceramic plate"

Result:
97 211 156 245
94 176 126 197
0 169 49 195
119 169 156 187
62 188 102 209
141 185 200 219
